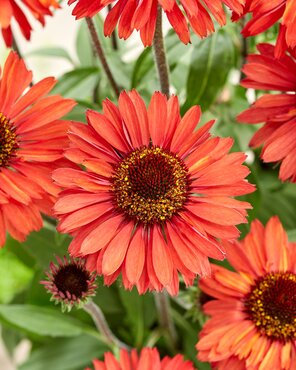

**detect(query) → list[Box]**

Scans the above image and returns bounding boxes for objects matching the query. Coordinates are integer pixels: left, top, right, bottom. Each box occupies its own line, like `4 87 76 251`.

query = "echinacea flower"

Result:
197 216 296 370
53 90 254 295
41 256 97 311
86 347 196 370
68 0 245 46
0 0 59 47
0 51 76 247
239 0 296 57
237 43 296 183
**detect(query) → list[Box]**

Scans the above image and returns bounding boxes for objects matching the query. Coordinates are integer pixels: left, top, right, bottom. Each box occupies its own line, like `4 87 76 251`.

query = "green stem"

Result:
154 292 178 353
86 17 120 97
84 300 130 350
153 6 170 98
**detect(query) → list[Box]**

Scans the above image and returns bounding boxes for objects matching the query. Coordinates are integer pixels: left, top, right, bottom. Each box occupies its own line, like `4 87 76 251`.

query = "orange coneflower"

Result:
0 51 76 247
237 43 296 183
197 216 296 370
53 90 254 295
239 0 296 57
0 0 59 46
86 347 196 370
68 0 245 46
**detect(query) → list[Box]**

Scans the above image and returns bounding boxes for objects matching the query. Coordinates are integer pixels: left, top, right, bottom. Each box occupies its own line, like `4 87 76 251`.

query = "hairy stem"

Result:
154 292 178 353
86 17 120 97
84 300 130 349
153 6 170 98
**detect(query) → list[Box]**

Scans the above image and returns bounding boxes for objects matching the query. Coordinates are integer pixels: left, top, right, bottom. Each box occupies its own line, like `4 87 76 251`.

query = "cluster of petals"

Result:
53 90 254 295
0 0 59 46
238 0 296 57
197 216 296 370
0 52 76 247
237 43 296 183
86 347 196 370
68 0 245 46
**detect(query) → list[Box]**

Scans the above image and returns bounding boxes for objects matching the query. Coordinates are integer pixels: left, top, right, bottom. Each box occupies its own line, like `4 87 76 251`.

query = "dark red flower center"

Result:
113 146 189 224
53 264 90 299
0 112 18 168
244 271 296 342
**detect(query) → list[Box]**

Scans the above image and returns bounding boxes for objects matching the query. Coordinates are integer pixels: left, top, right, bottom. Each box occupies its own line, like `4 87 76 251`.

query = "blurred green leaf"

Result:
131 47 154 89
24 225 68 267
20 334 108 370
27 47 75 65
76 15 112 67
0 249 33 304
93 283 124 315
184 30 236 112
52 67 100 99
118 288 156 347
288 229 296 242
257 183 296 230
0 305 93 338
76 21 96 67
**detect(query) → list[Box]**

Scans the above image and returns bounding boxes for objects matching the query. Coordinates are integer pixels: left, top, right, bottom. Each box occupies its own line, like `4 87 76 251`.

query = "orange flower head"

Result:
0 0 59 46
237 43 296 183
53 90 254 295
68 0 245 46
0 51 76 247
197 216 296 370
86 348 196 370
239 0 296 57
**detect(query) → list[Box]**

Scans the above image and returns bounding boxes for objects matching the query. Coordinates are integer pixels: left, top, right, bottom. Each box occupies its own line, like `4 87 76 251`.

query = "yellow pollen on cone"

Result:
0 112 18 168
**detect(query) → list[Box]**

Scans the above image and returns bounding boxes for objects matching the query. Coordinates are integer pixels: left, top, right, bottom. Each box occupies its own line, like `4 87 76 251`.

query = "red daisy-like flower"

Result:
86 347 196 370
197 216 296 369
239 0 296 57
237 43 296 183
0 51 76 247
53 90 254 295
0 0 59 47
68 0 245 46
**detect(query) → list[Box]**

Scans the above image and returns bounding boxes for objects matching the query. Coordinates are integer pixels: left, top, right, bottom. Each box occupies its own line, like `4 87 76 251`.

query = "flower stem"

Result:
153 6 170 98
86 17 120 97
154 292 178 353
84 300 130 349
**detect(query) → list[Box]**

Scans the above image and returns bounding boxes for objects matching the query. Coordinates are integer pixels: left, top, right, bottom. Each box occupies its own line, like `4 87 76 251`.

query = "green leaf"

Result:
76 22 96 67
0 248 33 304
6 223 70 270
0 305 91 337
288 229 296 242
52 67 100 99
76 15 111 67
184 30 236 112
20 335 108 370
131 47 154 89
257 183 296 231
118 288 156 347
27 47 75 65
